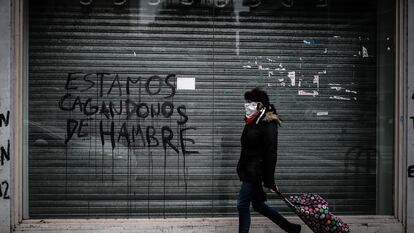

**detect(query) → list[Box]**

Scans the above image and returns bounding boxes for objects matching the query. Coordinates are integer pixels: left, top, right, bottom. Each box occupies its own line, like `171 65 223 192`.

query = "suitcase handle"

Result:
274 187 295 209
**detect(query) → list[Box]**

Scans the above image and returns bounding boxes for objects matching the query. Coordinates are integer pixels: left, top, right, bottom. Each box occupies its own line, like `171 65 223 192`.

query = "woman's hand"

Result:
268 184 279 193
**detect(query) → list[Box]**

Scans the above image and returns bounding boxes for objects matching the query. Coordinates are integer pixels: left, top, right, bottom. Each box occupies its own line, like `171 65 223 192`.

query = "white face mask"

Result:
244 102 258 118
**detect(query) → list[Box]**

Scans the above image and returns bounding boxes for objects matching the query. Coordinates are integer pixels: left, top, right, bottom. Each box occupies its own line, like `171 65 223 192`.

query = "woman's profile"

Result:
236 88 301 233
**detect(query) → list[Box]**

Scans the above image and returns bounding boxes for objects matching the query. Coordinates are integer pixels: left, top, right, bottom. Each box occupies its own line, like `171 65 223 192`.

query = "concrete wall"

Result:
407 0 414 232
0 0 12 232
0 0 12 233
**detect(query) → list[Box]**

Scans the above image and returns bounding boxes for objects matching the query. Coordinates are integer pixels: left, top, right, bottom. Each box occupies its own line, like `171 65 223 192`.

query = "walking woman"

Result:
237 88 301 233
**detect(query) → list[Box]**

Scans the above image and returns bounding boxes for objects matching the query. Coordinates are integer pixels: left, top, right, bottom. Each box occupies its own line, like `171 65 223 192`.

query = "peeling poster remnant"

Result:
277 78 286 87
276 63 286 71
258 65 269 70
362 46 369 58
331 86 342 91
317 112 329 116
313 75 320 90
268 71 274 78
345 89 357 94
330 96 352 101
298 90 319 97
288 71 295 86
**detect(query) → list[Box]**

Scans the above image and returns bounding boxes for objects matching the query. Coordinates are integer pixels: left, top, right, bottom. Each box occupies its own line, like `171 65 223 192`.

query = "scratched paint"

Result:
242 55 362 103
244 56 358 103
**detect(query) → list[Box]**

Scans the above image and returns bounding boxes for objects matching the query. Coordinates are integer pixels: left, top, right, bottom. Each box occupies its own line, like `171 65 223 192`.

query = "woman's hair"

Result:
244 87 270 107
244 88 278 114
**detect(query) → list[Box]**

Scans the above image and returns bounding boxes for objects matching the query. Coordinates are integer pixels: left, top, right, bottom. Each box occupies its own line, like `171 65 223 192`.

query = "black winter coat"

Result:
237 111 279 188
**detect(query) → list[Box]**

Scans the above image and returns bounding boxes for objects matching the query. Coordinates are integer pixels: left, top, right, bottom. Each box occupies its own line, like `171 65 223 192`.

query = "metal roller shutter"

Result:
28 0 378 218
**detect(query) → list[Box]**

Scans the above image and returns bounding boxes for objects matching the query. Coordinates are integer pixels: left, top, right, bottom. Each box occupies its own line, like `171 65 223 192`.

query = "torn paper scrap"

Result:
362 46 369 58
177 77 196 90
330 86 342 91
268 71 274 78
330 96 350 101
345 89 357 94
258 65 269 70
316 112 329 116
298 90 319 97
303 38 316 45
313 75 320 89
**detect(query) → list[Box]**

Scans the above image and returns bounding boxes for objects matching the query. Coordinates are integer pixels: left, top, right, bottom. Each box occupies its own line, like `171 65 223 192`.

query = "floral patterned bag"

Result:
276 191 351 233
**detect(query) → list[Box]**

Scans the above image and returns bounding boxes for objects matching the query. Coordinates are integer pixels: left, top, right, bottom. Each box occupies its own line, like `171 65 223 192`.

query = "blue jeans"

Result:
237 182 296 233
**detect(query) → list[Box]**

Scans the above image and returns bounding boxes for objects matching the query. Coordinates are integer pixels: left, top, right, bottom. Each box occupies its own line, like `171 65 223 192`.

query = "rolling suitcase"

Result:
275 189 351 233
